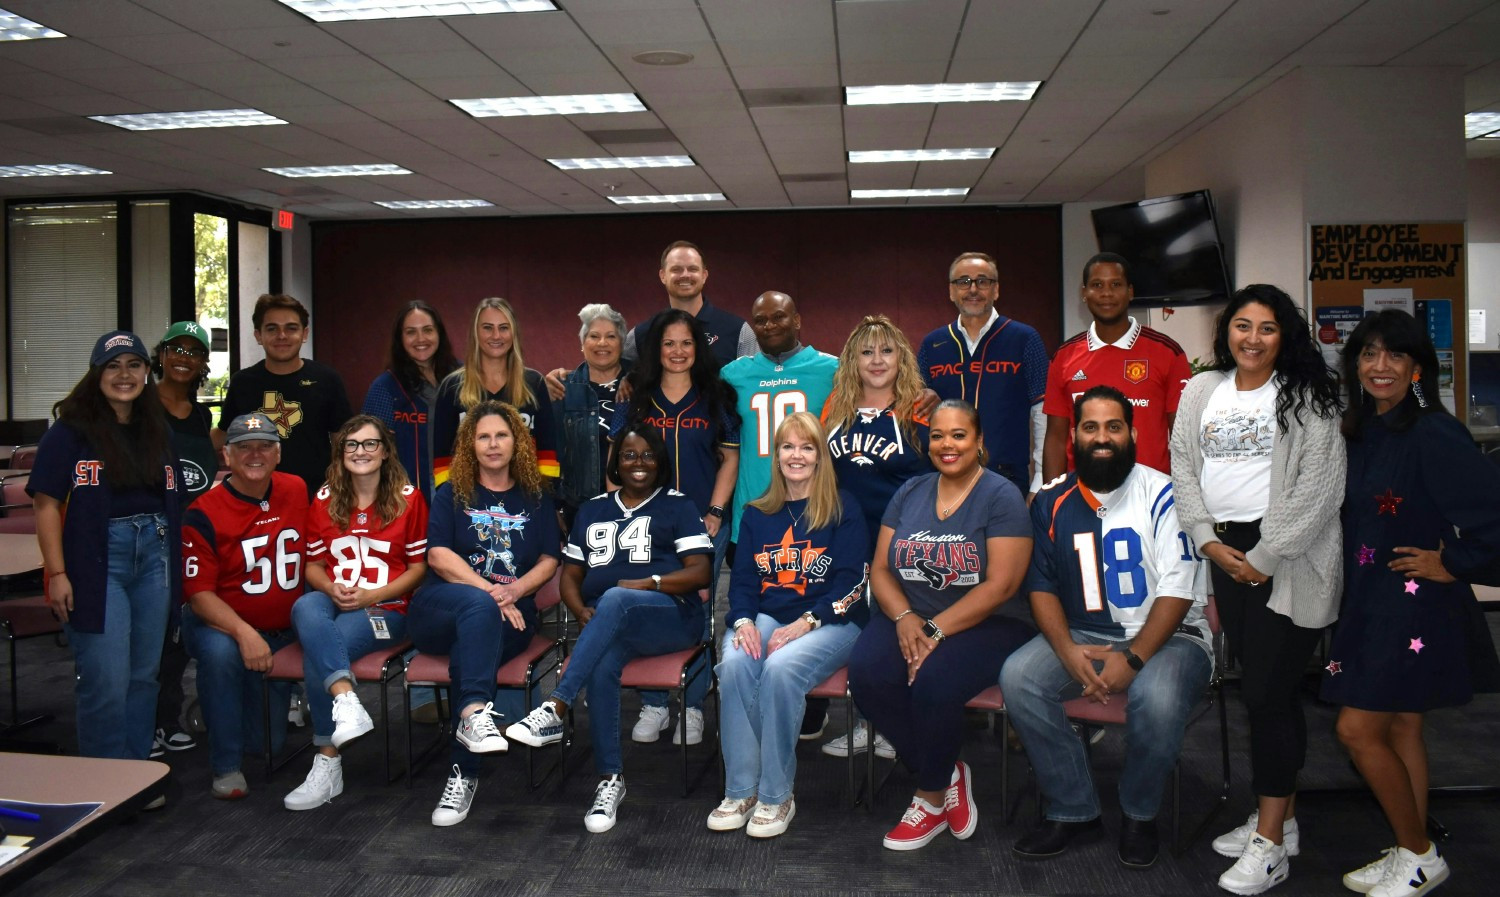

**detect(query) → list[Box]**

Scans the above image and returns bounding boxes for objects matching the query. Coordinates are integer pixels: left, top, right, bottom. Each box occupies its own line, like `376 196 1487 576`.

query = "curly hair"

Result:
447 400 542 508
322 414 411 530
823 315 927 445
1210 284 1341 430
1340 309 1449 440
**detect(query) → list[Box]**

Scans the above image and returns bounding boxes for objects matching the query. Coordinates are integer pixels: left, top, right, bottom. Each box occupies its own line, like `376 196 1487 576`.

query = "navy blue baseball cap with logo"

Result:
225 412 280 444
90 330 149 366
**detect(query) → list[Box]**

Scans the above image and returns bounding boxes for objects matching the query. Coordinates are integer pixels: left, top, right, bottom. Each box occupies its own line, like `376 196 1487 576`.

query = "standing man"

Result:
180 413 311 799
1042 253 1191 482
1001 387 1210 868
218 294 353 499
917 252 1050 498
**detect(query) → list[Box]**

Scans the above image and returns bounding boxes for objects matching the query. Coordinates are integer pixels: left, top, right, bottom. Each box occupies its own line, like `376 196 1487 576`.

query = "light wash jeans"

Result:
290 592 409 747
66 513 171 760
999 630 1212 821
717 614 860 804
182 604 295 776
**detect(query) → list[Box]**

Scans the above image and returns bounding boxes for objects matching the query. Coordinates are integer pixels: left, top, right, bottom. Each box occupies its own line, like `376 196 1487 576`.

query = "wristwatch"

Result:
1122 647 1145 671
707 505 725 519
800 611 821 630
921 618 945 643
651 574 662 591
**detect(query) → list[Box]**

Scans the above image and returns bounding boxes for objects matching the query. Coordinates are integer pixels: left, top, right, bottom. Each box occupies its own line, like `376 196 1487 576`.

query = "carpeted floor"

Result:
5 597 1498 897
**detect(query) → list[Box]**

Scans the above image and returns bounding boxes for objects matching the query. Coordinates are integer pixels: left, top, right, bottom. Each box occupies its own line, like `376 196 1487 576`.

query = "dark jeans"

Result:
1209 520 1325 798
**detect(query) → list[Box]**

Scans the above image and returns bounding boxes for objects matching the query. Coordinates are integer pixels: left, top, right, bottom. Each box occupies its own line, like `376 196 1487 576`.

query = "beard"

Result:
1074 439 1136 493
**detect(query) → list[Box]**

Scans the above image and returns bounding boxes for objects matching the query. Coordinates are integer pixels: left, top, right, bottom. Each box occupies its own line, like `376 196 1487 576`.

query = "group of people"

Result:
30 240 1498 897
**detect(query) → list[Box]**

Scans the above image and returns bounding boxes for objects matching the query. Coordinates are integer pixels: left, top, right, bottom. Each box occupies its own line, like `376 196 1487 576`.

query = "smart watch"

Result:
921 619 945 643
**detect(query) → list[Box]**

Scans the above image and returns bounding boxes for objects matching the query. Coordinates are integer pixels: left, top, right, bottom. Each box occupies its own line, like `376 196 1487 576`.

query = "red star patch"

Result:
1375 488 1402 516
1325 660 1342 675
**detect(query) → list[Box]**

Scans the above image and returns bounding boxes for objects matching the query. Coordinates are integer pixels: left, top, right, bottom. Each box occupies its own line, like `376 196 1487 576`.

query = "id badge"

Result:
369 609 391 640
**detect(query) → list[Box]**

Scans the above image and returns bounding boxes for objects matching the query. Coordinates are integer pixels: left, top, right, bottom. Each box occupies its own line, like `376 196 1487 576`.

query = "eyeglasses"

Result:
342 439 383 453
619 451 657 462
949 276 998 289
166 345 207 359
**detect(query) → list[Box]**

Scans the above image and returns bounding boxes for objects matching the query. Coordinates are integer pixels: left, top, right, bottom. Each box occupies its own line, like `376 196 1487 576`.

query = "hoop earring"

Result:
1411 376 1428 409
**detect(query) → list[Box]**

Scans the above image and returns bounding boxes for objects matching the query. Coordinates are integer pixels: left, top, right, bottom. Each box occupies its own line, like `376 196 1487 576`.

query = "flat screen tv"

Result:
1090 190 1233 305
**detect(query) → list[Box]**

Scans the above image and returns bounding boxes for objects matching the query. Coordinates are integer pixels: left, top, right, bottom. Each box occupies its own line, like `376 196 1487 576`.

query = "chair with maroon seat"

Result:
809 666 861 805
613 629 719 797
863 683 1014 815
10 445 37 471
1 594 62 742
0 475 36 536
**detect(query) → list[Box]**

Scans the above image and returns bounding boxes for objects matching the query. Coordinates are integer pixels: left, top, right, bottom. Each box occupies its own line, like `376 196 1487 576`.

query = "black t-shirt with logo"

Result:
168 401 219 499
219 358 353 498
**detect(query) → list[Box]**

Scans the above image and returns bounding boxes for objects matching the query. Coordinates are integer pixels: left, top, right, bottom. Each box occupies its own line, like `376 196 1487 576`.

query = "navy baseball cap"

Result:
225 412 280 444
90 330 149 366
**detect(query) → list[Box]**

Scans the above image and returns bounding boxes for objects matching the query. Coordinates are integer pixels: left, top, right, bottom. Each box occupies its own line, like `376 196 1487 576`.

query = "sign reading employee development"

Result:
1309 223 1464 285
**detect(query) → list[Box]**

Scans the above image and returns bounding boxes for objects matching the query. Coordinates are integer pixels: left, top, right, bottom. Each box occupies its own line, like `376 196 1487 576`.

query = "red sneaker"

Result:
883 796 949 850
945 760 977 839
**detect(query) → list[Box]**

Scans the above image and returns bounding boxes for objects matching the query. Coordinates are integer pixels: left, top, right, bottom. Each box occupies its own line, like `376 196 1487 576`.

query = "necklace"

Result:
786 498 807 530
937 468 983 520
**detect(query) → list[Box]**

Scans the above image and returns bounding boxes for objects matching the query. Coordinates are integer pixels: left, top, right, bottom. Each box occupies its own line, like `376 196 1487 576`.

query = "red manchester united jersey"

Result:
182 471 309 631
1043 318 1190 474
306 483 429 614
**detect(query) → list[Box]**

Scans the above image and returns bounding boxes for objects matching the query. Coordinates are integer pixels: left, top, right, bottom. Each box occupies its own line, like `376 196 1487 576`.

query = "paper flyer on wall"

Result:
1315 305 1365 373
1363 288 1413 316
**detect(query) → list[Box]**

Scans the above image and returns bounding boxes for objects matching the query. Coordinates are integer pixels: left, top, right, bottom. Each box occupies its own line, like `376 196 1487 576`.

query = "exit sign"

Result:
273 209 295 231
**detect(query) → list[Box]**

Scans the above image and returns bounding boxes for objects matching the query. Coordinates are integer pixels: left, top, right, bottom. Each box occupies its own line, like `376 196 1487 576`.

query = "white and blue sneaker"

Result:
1368 844 1448 897
1218 834 1289 895
505 700 564 747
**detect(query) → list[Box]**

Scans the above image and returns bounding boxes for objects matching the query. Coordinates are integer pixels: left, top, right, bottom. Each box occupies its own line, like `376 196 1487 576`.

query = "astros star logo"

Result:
261 390 303 437
754 526 824 597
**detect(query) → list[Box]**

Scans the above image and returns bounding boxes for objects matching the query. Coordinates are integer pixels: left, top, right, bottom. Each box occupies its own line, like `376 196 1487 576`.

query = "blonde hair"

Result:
823 315 926 445
749 412 842 531
323 414 410 530
447 401 542 509
458 297 534 410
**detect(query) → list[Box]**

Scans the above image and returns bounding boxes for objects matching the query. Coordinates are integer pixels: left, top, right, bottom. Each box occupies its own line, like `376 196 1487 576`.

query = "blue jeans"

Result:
555 587 706 775
1000 630 1212 821
641 526 727 711
407 581 536 776
290 592 409 747
717 615 860 804
181 604 295 776
66 513 171 760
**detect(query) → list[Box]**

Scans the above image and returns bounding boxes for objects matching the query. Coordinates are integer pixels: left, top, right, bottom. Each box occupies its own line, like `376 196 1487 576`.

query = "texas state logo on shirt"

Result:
892 530 980 590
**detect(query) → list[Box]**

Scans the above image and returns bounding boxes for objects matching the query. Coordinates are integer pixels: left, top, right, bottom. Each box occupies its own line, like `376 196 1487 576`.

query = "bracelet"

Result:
892 609 914 623
732 617 754 632
46 569 66 577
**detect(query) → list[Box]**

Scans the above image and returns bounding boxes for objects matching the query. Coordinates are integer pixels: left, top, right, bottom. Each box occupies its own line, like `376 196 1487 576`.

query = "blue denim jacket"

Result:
554 361 630 512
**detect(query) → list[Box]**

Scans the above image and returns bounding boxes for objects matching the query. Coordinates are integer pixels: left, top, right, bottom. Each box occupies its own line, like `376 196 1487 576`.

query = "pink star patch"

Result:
1325 660 1342 675
1404 580 1419 595
1409 637 1424 654
1357 545 1375 565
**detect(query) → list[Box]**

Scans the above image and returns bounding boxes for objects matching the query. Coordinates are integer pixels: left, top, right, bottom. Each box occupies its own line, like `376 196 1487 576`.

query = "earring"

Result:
1411 375 1428 409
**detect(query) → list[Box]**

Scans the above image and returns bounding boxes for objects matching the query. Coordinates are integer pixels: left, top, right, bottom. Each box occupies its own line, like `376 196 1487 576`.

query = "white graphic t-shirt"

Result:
1199 373 1278 523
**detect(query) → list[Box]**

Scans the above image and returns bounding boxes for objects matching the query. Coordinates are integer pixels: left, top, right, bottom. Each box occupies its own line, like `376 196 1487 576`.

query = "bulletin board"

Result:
1308 221 1466 417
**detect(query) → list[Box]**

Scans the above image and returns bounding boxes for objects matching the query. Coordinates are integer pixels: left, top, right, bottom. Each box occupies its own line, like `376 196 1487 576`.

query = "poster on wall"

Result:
1308 222 1466 417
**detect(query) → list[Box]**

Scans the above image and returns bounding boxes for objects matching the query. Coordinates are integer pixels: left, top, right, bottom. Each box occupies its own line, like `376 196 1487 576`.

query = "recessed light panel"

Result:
851 188 969 199
375 199 494 209
1466 112 1500 138
845 82 1041 105
0 163 110 177
452 94 646 117
90 109 287 131
849 148 995 163
277 0 555 22
548 156 693 170
0 9 65 40
608 193 726 205
264 164 411 177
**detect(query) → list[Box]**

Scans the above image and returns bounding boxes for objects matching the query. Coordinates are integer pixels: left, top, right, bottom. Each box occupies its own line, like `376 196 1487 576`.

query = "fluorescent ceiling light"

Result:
90 109 287 131
851 188 969 199
276 0 555 22
264 164 411 177
608 193 726 205
375 199 494 209
0 9 65 40
549 155 693 170
1466 112 1500 138
846 82 1041 105
0 163 110 177
849 148 995 163
452 94 646 117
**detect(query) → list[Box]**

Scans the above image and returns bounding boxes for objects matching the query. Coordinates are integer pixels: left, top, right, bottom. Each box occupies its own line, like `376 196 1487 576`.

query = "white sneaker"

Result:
821 722 896 759
505 701 564 747
585 775 626 833
330 692 374 749
1368 844 1448 897
707 795 758 832
631 705 671 743
746 799 796 838
289 691 308 727
283 754 343 811
455 702 508 753
1213 811 1301 858
1218 834 1290 895
672 708 704 746
431 765 477 827
1346 848 1398 894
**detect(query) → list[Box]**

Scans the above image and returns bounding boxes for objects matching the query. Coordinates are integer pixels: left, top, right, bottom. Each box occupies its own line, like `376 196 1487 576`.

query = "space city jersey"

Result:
306 483 430 614
182 471 310 632
425 481 559 591
219 359 353 498
611 385 740 515
881 471 1031 620
563 488 713 604
1025 467 1209 650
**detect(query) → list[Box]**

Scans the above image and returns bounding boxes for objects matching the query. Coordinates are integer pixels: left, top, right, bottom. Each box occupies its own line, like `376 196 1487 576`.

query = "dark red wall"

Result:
311 206 1063 405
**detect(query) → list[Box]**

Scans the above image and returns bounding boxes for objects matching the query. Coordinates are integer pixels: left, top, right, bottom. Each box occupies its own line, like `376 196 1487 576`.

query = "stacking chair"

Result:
1 595 62 742
808 666 861 805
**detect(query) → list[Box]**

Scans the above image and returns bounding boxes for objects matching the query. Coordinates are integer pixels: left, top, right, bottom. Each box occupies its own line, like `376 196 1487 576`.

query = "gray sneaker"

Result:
455 702 508 753
431 765 477 826
211 770 248 800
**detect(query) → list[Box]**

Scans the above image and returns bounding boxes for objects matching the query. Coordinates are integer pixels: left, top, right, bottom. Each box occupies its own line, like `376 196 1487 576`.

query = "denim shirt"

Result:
555 361 629 511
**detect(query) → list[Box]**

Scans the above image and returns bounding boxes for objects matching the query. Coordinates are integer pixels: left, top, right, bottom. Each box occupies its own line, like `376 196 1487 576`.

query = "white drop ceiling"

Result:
0 0 1497 219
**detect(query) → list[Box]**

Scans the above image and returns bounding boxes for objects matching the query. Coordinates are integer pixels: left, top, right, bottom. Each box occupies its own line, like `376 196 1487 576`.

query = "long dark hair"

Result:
388 300 458 392
623 309 737 447
606 425 675 490
1340 309 1448 440
1210 284 1341 430
53 361 171 491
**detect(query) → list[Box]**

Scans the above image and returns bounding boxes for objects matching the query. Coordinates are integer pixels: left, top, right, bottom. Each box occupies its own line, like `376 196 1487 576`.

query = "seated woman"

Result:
408 400 560 827
848 399 1034 851
285 415 429 811
505 426 712 834
708 412 869 838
